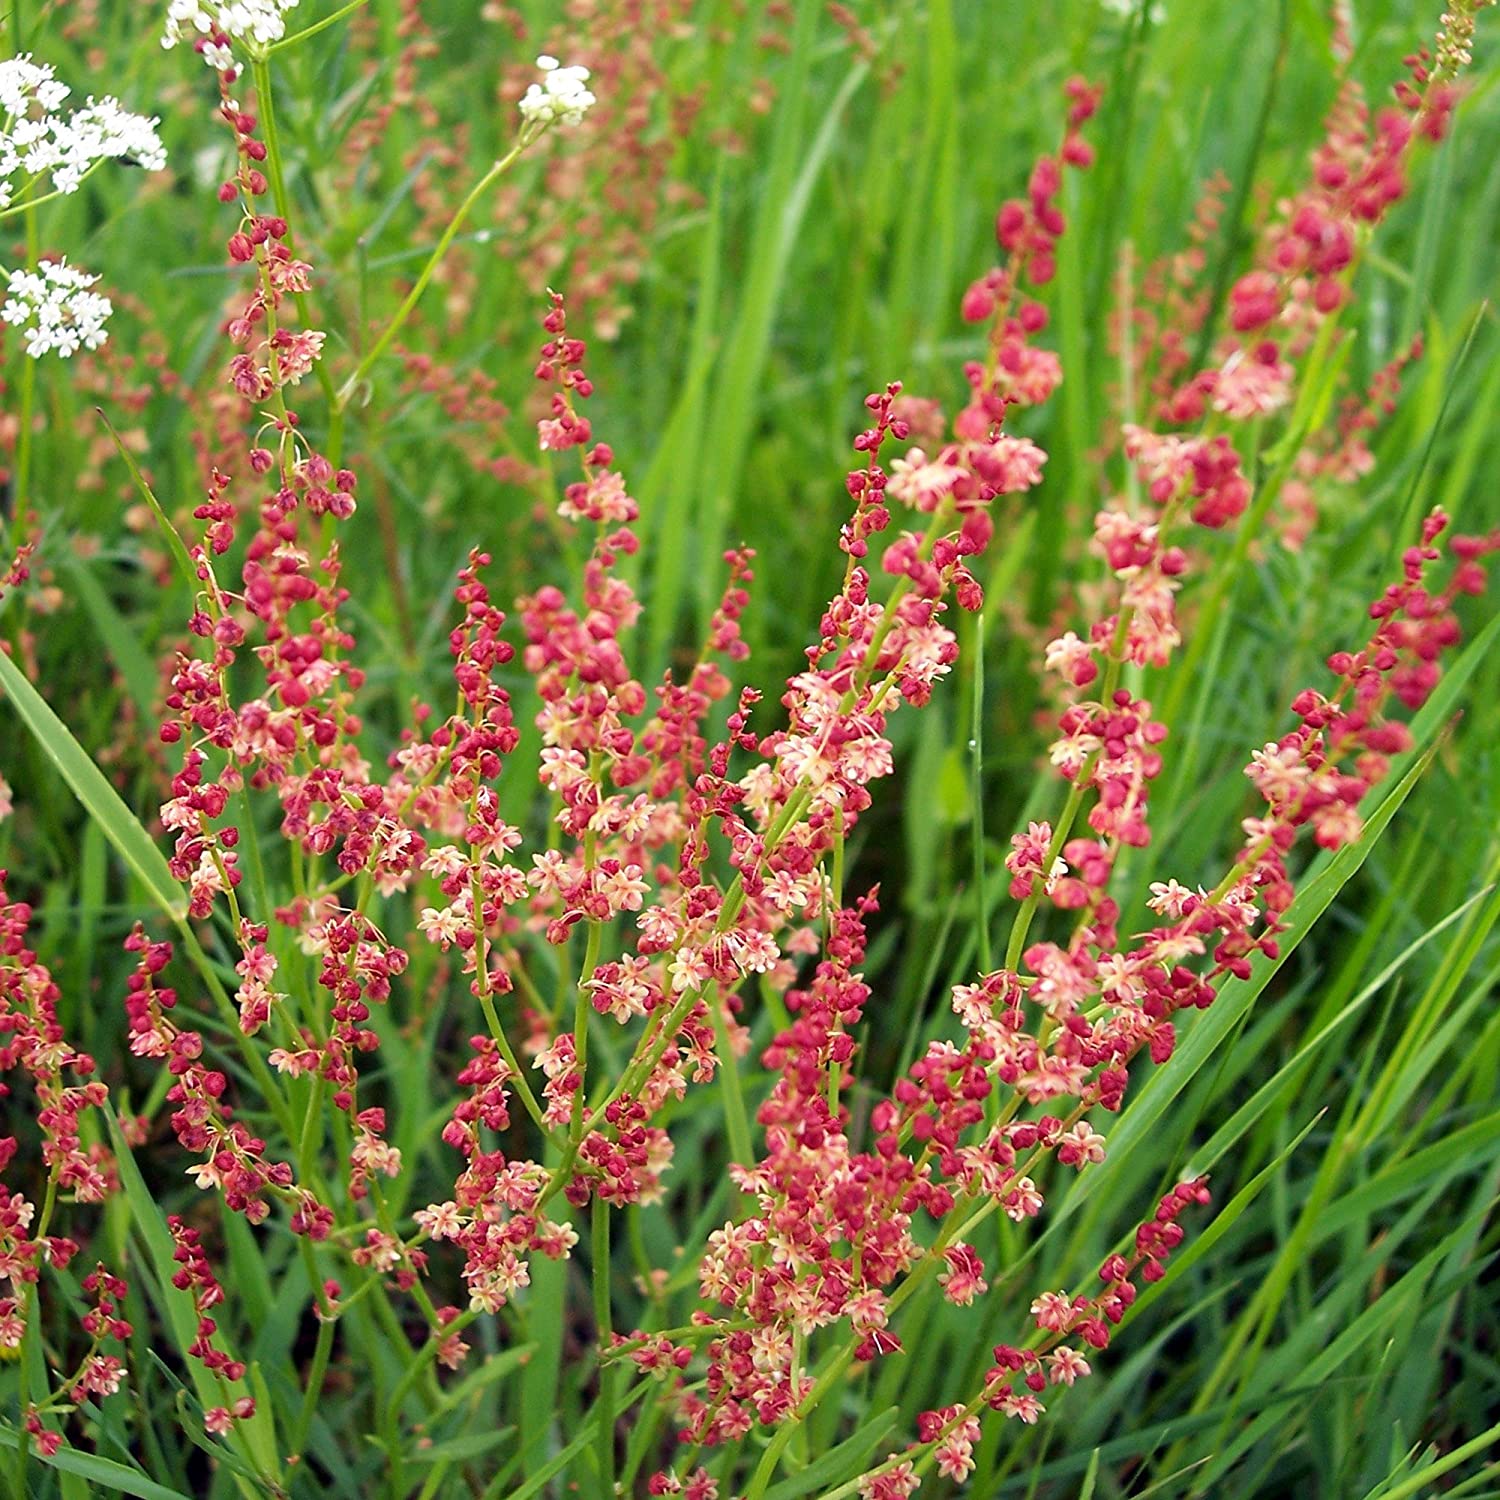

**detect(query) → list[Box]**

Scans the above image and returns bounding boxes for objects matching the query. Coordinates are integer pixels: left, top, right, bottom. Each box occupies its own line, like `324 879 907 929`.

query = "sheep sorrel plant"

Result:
2 1 1499 1496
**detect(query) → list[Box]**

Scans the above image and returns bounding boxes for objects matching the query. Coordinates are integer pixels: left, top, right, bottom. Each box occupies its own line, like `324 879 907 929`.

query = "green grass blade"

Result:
16 1442 194 1500
61 554 160 721
1121 1110 1325 1331
763 1408 900 1500
0 647 186 922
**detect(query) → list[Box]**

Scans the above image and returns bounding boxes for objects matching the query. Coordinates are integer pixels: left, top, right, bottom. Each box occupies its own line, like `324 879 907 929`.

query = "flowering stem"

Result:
266 0 374 53
742 1347 857 1500
544 502 956 1203
391 1309 478 1418
336 144 524 412
826 1394 987 1500
971 609 992 973
570 945 596 1141
828 806 846 1118
1157 293 1344 736
177 923 303 1144
591 1198 617 1492
477 989 549 1135
467 806 551 1133
1000 623 1123 976
12 1172 59 1485
247 53 340 419
709 985 754 1168
741 1181 989 1500
291 1276 337 1456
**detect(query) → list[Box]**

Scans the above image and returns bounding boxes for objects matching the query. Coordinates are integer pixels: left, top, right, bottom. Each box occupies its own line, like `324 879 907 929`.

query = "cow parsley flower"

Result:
0 54 69 116
161 0 302 69
0 56 166 210
518 56 595 132
2 259 112 357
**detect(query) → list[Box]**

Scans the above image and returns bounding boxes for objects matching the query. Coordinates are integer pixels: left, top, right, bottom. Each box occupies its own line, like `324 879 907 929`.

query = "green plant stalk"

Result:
710 979 755 1168
336 142 525 412
267 0 374 52
11 1173 59 1489
1001 611 1132 971
247 51 340 416
540 501 956 1204
478 988 550 1132
739 1176 1000 1499
828 805 846 1118
1156 291 1347 736
572 913 604 1144
971 609 990 974
592 1198 617 1493
387 1308 480 1439
289 1301 337 1459
469 833 550 1131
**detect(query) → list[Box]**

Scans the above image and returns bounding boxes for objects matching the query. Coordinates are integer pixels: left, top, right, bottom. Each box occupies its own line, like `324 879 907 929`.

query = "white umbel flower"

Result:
0 55 70 116
1 259 112 357
0 56 166 209
161 0 302 68
518 55 596 131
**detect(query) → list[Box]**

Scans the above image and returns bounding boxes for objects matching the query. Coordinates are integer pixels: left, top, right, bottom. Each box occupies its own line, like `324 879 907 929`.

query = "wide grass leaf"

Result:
18 1442 194 1500
0 648 185 922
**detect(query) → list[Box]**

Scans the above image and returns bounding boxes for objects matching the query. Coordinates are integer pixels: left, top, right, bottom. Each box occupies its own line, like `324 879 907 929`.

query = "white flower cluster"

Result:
2 259 112 357
162 0 302 69
0 56 166 209
518 55 596 131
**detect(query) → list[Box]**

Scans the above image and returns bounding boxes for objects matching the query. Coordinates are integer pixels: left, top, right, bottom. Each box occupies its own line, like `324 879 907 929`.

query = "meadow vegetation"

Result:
1 1 1498 1496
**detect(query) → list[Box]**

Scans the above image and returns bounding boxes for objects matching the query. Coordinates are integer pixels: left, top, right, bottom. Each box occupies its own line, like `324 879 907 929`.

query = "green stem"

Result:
971 609 991 974
177 924 305 1146
291 1295 336 1458
742 1346 858 1500
591 1198 617 1493
337 143 524 411
571 917 603 1143
389 1309 479 1429
0 159 110 223
268 0 374 52
12 1173 59 1488
248 52 340 413
478 989 550 1133
709 983 754 1168
541 504 955 1207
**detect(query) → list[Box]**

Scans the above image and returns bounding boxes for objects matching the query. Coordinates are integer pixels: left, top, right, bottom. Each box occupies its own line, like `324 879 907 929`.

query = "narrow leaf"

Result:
0 648 185 922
